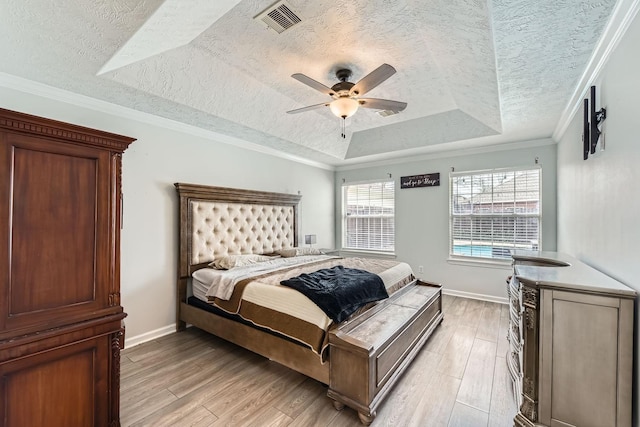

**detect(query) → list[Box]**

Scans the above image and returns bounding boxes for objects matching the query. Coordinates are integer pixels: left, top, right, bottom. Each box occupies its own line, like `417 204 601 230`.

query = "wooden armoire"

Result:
0 108 135 426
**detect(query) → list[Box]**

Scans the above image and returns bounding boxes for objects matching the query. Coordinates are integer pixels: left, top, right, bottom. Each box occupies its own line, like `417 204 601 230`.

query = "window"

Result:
343 180 395 252
450 167 541 260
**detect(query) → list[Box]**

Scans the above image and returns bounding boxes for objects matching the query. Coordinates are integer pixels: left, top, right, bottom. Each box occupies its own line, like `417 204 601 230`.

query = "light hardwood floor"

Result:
120 295 518 426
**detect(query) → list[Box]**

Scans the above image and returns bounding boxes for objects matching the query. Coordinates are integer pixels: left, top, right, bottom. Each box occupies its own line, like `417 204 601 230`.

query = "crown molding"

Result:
552 0 640 141
0 72 335 171
335 138 555 171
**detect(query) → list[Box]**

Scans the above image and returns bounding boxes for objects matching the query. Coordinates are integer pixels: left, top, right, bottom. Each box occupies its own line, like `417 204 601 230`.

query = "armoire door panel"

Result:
1 135 112 333
11 146 97 311
0 336 109 427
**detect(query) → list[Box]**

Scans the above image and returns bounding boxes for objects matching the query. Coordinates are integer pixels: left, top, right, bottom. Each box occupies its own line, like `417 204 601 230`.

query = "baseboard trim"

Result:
124 324 176 349
442 289 508 305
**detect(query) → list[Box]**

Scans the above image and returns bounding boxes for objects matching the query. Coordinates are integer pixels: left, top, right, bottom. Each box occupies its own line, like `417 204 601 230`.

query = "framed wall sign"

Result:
400 173 440 189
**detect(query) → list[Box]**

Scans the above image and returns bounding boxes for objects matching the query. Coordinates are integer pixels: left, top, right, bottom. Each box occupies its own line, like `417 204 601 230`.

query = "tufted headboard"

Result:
175 183 301 279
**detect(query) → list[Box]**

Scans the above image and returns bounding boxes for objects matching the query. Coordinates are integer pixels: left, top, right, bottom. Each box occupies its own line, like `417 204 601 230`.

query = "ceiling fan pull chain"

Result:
341 117 346 139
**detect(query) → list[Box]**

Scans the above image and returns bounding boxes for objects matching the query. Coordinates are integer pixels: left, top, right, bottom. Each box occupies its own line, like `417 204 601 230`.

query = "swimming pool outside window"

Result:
449 167 541 261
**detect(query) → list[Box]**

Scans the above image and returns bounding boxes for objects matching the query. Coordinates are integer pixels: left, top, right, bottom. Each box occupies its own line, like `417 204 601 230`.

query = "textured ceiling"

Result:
0 0 620 166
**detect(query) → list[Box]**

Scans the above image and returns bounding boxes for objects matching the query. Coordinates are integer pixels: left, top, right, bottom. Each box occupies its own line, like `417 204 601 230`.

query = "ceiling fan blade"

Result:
291 73 335 96
350 64 396 96
286 102 330 114
358 98 407 112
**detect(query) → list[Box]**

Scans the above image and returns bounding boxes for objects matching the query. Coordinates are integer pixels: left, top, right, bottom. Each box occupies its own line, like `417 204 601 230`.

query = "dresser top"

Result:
512 251 636 298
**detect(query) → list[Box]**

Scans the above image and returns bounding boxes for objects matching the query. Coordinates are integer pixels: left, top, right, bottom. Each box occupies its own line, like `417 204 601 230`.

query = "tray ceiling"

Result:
0 0 619 166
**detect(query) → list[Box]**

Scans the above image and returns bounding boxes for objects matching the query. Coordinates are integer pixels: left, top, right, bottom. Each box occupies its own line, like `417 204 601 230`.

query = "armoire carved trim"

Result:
0 110 134 151
110 329 123 427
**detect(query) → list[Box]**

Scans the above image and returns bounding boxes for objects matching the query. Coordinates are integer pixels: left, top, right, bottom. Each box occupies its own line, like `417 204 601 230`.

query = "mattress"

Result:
191 256 414 357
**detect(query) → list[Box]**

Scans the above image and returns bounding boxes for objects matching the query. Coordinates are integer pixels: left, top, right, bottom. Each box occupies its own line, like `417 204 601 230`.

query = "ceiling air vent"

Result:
254 1 302 34
377 110 400 117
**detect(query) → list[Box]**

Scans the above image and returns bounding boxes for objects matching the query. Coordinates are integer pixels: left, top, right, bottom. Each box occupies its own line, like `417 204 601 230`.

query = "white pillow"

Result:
277 247 324 258
209 254 272 270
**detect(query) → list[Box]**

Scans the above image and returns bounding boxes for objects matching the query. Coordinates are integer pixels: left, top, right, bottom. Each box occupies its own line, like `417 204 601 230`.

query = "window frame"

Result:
448 166 542 264
341 179 395 254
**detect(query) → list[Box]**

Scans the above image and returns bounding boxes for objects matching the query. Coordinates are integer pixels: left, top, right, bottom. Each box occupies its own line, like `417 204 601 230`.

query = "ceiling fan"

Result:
287 64 407 138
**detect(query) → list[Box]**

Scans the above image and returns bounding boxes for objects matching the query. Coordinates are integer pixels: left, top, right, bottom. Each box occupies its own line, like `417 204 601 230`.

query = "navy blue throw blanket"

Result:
280 265 389 323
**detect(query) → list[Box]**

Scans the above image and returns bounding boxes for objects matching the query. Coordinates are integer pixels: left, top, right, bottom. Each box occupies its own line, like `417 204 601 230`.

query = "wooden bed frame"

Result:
174 183 443 424
175 183 332 382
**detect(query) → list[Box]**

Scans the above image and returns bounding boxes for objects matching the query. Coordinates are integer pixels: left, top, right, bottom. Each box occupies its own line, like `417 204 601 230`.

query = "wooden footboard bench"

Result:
327 279 443 425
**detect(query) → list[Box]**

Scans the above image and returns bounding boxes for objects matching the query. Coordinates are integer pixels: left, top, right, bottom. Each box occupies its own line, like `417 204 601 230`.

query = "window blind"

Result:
343 180 395 251
450 167 541 260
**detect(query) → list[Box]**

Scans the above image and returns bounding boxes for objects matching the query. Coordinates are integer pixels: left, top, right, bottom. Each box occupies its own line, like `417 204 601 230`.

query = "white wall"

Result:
335 142 557 300
556 11 640 423
0 83 335 346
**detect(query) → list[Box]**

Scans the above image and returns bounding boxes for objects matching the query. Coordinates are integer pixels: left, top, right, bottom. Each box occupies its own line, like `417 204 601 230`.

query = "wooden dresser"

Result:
0 108 135 426
508 251 635 427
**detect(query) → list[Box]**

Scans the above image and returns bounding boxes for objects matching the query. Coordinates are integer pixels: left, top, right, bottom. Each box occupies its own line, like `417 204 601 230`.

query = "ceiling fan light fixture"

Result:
330 97 359 119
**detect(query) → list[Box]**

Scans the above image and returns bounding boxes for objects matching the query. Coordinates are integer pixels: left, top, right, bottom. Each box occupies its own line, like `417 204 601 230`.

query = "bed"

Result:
175 183 443 424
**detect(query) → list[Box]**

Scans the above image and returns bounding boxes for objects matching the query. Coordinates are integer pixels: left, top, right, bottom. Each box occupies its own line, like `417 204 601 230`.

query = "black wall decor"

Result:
400 173 440 189
583 98 590 160
583 85 607 160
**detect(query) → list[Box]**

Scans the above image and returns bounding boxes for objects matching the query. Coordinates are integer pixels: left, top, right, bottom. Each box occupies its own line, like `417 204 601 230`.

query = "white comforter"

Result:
190 256 416 354
193 254 338 301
